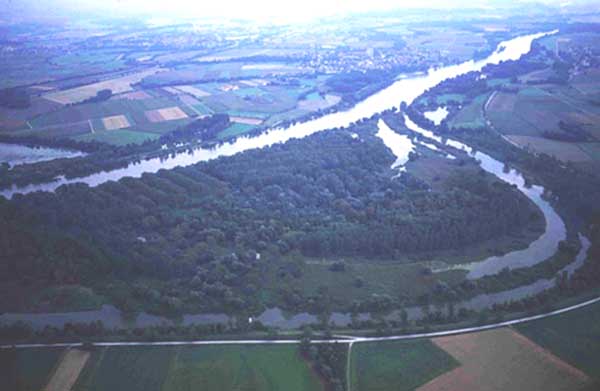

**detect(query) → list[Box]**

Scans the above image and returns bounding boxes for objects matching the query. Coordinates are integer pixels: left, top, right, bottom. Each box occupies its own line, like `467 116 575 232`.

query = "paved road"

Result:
2 296 599 349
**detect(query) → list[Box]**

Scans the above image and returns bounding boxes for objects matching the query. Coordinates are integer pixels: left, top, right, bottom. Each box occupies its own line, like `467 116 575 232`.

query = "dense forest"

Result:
0 118 542 316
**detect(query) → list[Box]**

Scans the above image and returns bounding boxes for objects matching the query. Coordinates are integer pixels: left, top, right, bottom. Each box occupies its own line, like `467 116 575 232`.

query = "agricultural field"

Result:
43 68 164 105
1 71 335 145
218 123 256 140
350 339 459 391
417 328 592 391
448 93 489 129
0 347 65 391
72 345 324 391
403 27 490 62
504 135 592 162
163 345 323 391
45 349 90 391
517 300 600 379
73 346 177 391
139 62 307 87
74 129 160 145
485 69 600 164
145 106 189 123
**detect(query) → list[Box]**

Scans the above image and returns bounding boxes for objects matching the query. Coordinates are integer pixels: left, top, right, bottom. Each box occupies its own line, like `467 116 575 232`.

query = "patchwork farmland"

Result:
416 329 591 391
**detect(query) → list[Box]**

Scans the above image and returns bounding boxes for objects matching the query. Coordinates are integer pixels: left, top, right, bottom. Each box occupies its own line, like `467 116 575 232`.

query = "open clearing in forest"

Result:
416 328 591 391
43 68 163 104
44 348 90 391
145 106 189 122
101 114 131 130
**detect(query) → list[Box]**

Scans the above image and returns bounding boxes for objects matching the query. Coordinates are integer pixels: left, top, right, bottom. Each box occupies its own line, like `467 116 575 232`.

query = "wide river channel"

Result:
2 30 582 330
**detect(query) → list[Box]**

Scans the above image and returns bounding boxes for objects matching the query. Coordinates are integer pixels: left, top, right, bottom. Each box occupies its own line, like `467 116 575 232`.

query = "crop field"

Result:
145 106 189 123
487 81 600 140
517 300 600 378
577 142 600 161
73 346 177 391
172 85 212 98
43 68 164 105
231 116 264 125
0 347 64 391
297 93 341 111
519 67 557 83
30 96 182 129
0 50 127 89
101 114 131 130
71 345 323 391
140 62 305 86
505 135 592 162
27 121 93 139
405 28 488 60
486 91 516 113
45 349 90 391
434 93 465 105
218 123 255 140
350 339 459 391
115 91 153 100
74 129 160 145
449 93 489 129
572 68 600 95
418 328 591 391
163 345 324 391
196 47 305 62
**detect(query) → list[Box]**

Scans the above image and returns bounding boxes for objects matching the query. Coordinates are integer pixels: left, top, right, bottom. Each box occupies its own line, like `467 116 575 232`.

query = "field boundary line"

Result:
88 119 95 133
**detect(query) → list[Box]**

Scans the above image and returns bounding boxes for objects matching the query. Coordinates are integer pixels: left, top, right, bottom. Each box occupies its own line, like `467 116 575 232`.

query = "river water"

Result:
1 30 575 330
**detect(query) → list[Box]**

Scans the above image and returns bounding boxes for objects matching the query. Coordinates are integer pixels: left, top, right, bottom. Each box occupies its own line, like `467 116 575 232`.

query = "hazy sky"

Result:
2 0 583 22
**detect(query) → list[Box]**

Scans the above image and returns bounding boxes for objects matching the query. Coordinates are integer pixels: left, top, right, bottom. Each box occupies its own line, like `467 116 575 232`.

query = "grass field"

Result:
163 345 323 391
73 346 177 391
505 135 592 162
350 339 459 391
43 68 163 105
449 93 489 129
73 129 160 145
0 347 64 391
218 122 255 140
419 328 591 391
517 301 600 378
73 345 323 391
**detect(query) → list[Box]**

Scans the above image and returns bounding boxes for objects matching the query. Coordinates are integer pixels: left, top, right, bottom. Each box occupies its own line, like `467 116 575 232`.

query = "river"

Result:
1 30 573 330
